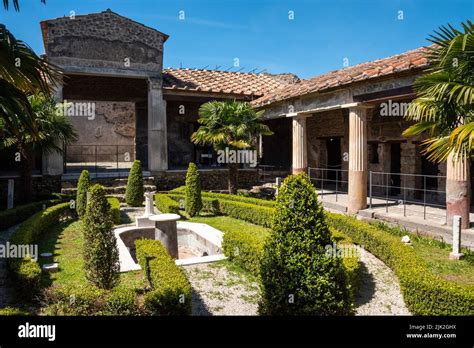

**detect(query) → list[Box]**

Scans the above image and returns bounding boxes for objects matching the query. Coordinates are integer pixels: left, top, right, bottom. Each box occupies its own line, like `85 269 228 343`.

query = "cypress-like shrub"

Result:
125 160 144 207
185 162 202 217
76 170 90 218
83 184 120 289
259 173 352 315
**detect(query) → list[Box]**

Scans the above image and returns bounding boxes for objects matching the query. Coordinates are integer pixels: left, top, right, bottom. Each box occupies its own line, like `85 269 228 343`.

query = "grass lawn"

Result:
188 214 271 237
373 222 474 286
39 219 145 291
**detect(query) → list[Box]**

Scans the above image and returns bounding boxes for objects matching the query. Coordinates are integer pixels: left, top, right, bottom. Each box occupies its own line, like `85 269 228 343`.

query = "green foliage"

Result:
155 193 180 214
259 173 353 315
42 285 140 316
0 198 64 230
222 228 270 275
83 185 120 290
170 186 276 207
326 212 474 315
125 160 144 207
403 20 474 162
185 162 203 217
0 307 29 316
76 170 90 218
135 239 192 315
8 202 73 298
218 199 274 227
106 196 121 225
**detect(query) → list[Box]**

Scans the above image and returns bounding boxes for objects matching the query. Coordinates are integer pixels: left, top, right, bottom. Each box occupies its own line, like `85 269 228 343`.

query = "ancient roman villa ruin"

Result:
1 9 473 238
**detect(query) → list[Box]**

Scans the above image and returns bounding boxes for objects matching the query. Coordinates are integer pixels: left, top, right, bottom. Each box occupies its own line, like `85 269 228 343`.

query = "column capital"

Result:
147 77 162 90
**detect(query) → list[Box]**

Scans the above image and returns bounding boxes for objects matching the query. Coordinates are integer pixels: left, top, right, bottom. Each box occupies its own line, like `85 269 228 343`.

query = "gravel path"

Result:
183 262 260 316
355 250 410 315
0 224 19 308
184 251 410 316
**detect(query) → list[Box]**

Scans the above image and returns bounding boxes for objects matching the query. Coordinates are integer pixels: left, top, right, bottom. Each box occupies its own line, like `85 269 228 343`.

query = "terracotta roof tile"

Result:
163 68 298 97
252 45 432 107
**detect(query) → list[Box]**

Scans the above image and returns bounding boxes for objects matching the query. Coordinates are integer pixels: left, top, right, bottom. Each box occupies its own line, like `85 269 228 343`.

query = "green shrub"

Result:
168 193 219 215
104 288 139 316
0 198 65 231
185 163 203 217
83 185 120 290
326 212 474 315
218 199 274 227
8 202 73 298
170 186 276 208
155 193 180 214
76 170 90 219
0 307 29 316
135 239 192 315
107 197 121 225
125 160 144 207
259 173 353 315
222 228 270 275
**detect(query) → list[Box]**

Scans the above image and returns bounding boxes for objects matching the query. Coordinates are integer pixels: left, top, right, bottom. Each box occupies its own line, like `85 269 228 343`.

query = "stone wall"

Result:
0 176 62 208
66 101 136 162
42 10 166 74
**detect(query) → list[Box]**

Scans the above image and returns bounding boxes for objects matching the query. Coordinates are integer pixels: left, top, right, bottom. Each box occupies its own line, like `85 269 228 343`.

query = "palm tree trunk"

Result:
228 163 238 194
18 145 33 202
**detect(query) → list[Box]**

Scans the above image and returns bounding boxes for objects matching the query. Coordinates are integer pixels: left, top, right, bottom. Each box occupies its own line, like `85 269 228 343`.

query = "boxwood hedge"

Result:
106 197 121 225
8 202 74 298
325 212 474 315
154 193 180 214
135 239 192 315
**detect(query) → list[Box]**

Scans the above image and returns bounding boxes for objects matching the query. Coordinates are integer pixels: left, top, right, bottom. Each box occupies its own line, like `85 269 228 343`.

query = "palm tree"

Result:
403 20 474 163
0 94 77 200
2 0 45 11
192 100 273 194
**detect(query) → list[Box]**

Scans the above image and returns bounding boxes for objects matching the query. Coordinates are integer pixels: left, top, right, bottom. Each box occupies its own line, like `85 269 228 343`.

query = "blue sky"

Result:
1 0 473 78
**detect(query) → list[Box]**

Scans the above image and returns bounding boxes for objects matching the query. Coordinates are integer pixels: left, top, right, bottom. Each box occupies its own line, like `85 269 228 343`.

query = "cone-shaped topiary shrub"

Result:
125 160 144 207
76 170 90 219
185 162 202 217
259 173 352 315
83 184 120 289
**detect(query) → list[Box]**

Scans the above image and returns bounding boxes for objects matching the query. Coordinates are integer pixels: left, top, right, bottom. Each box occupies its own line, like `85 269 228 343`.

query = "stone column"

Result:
147 77 168 172
348 107 368 214
446 151 470 229
292 115 308 174
42 82 64 176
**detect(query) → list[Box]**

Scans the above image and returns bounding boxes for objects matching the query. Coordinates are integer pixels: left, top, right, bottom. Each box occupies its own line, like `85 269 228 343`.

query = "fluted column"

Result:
446 151 470 228
147 77 168 171
348 107 368 214
292 115 308 174
42 82 64 176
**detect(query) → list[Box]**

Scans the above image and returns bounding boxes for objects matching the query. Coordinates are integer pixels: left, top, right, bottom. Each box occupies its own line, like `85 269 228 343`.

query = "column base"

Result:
292 167 307 175
348 170 367 214
446 179 470 229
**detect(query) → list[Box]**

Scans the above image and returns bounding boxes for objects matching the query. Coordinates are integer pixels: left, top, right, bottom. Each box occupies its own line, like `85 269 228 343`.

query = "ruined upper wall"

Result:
41 10 168 77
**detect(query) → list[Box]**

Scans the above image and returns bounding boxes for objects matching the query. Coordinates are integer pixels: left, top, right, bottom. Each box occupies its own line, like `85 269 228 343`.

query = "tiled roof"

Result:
252 46 432 107
162 68 298 97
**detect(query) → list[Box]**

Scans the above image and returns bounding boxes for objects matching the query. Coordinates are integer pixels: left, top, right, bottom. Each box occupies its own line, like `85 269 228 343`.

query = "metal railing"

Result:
64 144 136 176
369 171 446 221
258 165 290 183
308 167 349 202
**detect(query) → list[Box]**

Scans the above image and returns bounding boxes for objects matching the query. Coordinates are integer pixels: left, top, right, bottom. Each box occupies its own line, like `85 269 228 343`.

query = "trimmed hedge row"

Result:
170 186 276 208
0 199 64 231
42 285 140 316
167 192 274 227
168 193 220 215
154 194 180 214
8 203 74 298
106 197 121 225
222 227 270 275
0 307 30 316
135 239 192 315
326 212 474 315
